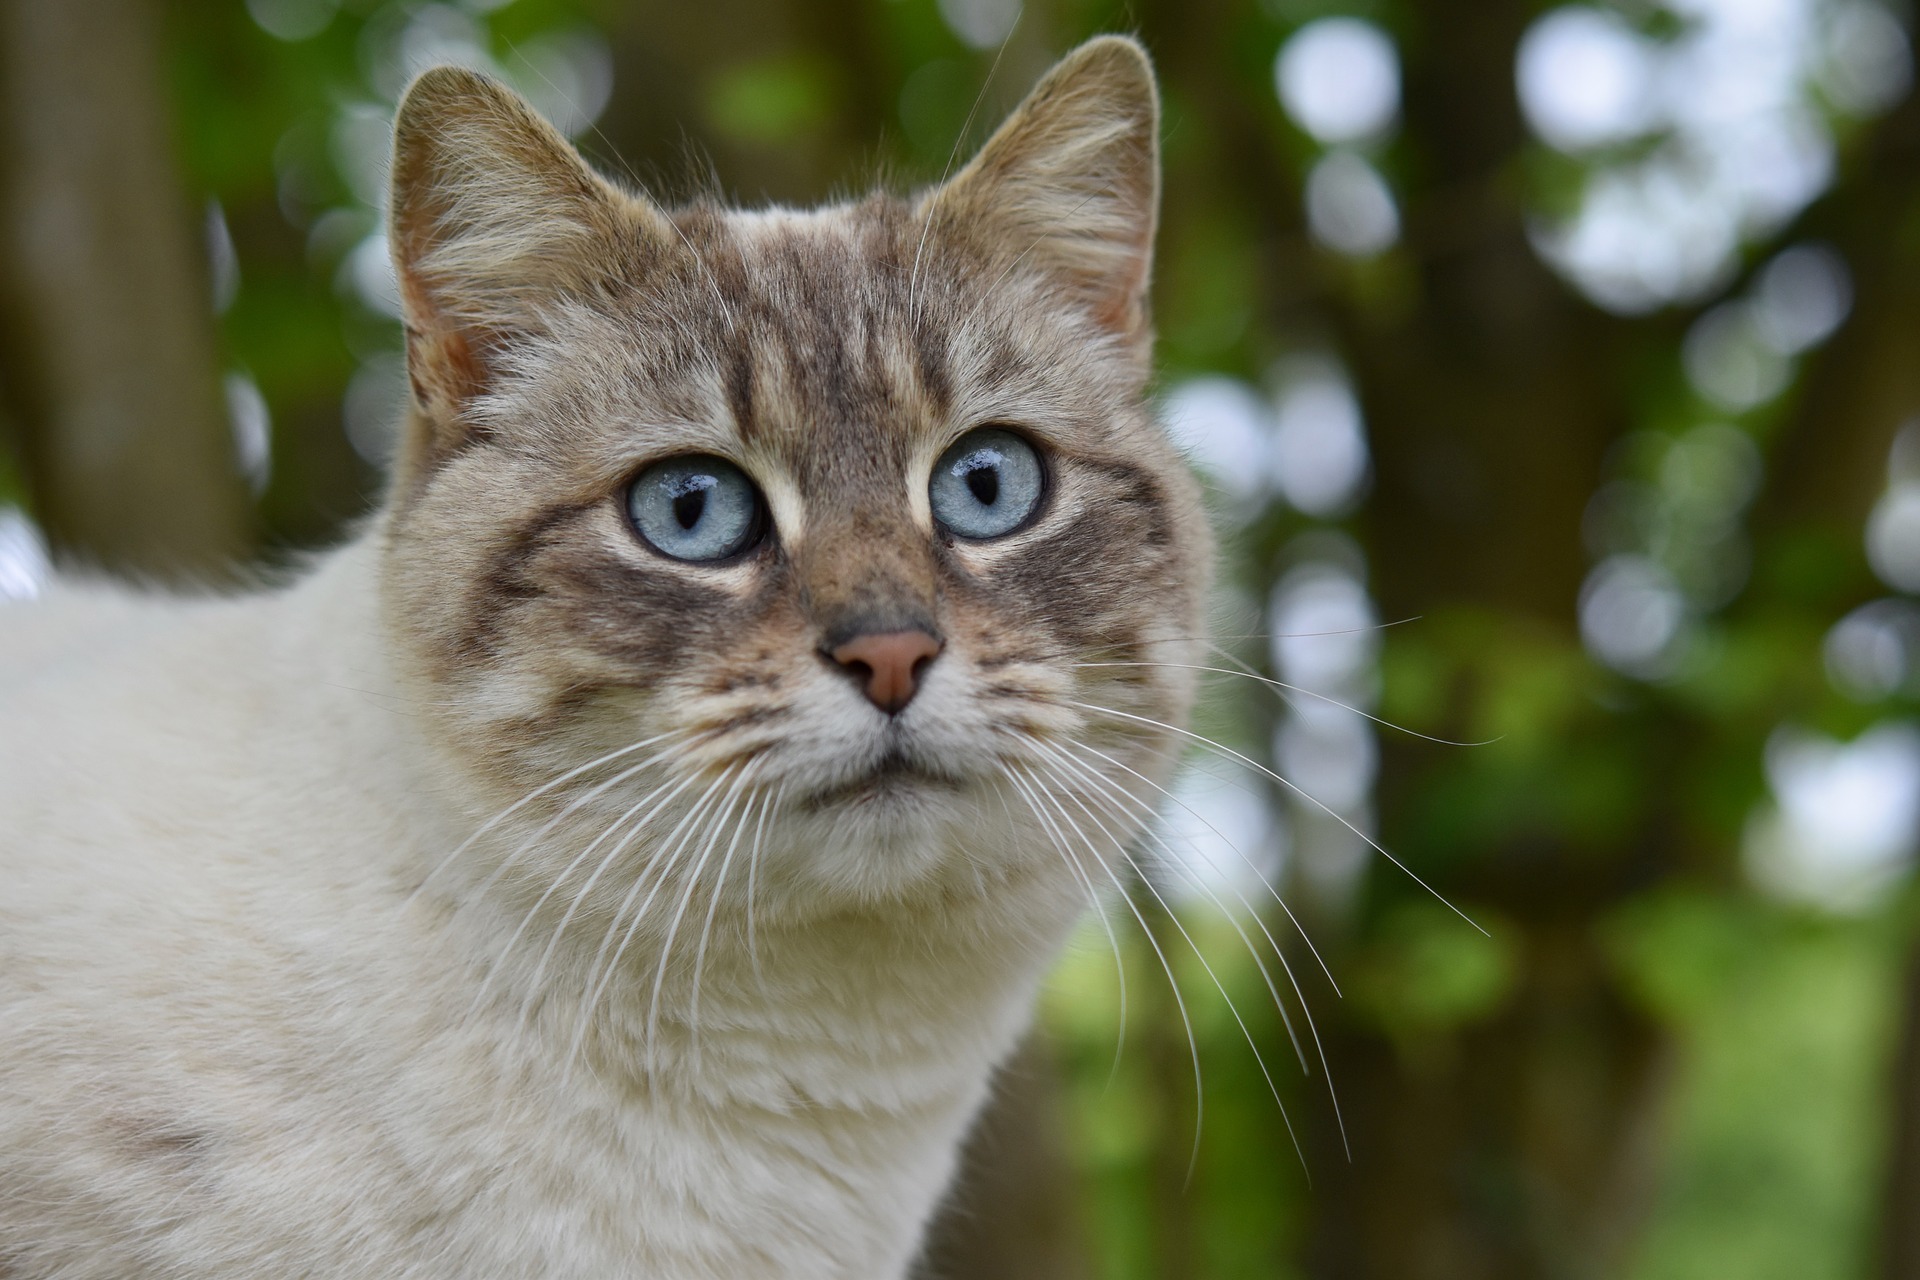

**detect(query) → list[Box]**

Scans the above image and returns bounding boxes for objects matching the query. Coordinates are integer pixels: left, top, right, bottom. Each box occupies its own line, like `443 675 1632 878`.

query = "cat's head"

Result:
380 37 1211 910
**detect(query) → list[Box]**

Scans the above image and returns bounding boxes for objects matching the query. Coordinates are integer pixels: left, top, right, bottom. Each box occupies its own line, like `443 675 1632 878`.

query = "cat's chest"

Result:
49 952 980 1280
242 902 1018 1278
253 994 978 1279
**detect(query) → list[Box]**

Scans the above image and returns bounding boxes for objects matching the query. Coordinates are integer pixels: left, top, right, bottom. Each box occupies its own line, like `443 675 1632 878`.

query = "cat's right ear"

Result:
388 67 672 479
921 36 1160 355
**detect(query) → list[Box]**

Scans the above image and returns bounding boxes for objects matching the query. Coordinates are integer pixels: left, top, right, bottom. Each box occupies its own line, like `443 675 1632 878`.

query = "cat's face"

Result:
381 39 1209 909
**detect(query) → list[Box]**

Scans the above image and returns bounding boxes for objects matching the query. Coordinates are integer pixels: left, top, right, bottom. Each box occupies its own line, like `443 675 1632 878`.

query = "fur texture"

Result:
0 36 1210 1279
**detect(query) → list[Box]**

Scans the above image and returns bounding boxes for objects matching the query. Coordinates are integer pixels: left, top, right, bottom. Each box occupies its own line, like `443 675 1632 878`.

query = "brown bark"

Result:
1754 87 1920 551
1308 3 1674 1265
1775 72 1920 1280
1883 938 1920 1279
0 0 249 576
1694 65 1920 1280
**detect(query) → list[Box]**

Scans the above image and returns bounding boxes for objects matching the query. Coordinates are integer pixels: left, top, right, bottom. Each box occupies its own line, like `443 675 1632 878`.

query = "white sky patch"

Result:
507 29 615 139
364 3 493 101
344 351 408 466
1518 7 1660 151
1748 721 1920 911
246 0 338 42
1580 553 1688 677
1275 17 1401 145
329 102 393 211
1274 697 1377 815
1270 357 1371 517
1750 242 1852 354
1269 562 1379 701
1819 0 1914 114
342 232 402 318
936 0 1020 50
1683 302 1795 411
225 372 272 496
1304 152 1400 257
1161 376 1275 505
1523 0 1887 313
0 508 49 602
1825 599 1920 701
1867 483 1920 593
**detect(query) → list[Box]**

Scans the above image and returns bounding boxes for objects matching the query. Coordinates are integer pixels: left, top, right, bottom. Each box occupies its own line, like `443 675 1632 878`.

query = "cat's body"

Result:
0 38 1209 1279
1 548 1069 1276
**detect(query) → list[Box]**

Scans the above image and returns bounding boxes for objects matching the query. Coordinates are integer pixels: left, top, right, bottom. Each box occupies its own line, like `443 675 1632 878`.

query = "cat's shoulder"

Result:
0 580 171 696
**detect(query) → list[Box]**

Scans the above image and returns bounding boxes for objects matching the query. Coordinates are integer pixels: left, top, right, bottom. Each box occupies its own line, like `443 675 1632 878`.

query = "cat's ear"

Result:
387 67 672 471
924 36 1160 348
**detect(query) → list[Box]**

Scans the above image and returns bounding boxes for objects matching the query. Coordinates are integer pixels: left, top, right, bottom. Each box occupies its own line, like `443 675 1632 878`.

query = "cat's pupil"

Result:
965 463 999 507
673 487 708 530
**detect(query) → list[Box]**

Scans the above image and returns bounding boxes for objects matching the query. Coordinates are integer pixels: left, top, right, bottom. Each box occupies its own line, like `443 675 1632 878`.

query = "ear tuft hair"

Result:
387 67 671 481
925 36 1161 348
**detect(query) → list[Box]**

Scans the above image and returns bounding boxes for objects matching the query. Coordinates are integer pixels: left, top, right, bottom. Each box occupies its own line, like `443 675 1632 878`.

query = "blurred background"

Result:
3 0 1919 1275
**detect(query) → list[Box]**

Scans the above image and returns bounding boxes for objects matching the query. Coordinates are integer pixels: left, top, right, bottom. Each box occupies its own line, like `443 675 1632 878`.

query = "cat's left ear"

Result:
923 35 1160 350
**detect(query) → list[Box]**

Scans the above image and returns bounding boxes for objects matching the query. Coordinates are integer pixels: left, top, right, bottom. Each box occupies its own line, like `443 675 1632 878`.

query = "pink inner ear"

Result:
404 325 486 413
398 254 492 412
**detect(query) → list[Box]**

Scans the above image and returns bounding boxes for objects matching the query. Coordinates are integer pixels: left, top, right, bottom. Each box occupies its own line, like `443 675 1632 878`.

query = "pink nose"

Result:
829 630 943 714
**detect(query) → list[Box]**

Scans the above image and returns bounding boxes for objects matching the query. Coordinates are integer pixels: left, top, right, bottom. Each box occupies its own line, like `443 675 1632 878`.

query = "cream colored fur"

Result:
0 36 1208 1279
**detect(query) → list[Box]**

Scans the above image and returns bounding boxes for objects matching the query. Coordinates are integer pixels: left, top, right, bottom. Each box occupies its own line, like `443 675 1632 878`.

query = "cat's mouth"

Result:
804 750 963 809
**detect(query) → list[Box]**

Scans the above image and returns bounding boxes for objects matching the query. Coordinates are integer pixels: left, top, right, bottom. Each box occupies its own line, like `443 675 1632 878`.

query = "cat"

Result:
0 34 1210 1279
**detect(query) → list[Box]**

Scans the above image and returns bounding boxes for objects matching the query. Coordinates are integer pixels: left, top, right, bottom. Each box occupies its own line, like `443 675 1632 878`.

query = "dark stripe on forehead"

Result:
912 320 953 413
727 342 756 439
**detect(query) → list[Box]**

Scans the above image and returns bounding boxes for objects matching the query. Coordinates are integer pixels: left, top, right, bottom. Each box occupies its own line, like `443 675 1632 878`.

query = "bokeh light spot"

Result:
1305 152 1399 257
1274 18 1400 145
1517 6 1658 152
1580 553 1687 675
1270 357 1370 517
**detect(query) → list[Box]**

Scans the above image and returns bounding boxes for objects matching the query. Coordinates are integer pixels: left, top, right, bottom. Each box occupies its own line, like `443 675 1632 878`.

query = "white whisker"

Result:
1024 758 1309 1179
629 764 752 1072
1030 737 1310 1067
403 729 687 909
505 764 710 1027
1076 656 1494 747
1068 699 1487 937
565 763 742 1074
1037 736 1349 1161
1004 763 1207 1181
1062 738 1341 996
996 763 1128 1086
743 777 788 1002
675 759 764 1074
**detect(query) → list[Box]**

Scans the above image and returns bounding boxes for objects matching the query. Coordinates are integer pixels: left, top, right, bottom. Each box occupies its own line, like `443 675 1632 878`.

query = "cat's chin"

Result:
800 751 966 813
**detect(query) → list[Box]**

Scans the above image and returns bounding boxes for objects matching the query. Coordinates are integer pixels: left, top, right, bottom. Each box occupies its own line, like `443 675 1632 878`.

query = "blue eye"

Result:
930 428 1045 540
626 455 765 562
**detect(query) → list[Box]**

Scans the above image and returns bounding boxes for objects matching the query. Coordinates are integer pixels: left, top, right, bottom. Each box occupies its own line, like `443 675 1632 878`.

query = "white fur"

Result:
0 535 1108 1279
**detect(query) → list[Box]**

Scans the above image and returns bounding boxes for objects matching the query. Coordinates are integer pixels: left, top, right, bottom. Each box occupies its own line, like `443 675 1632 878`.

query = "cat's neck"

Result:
406 802 1082 1119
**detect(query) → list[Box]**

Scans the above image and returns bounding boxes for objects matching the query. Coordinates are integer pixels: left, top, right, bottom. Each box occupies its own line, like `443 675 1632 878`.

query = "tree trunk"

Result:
1882 938 1920 1278
0 0 248 576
